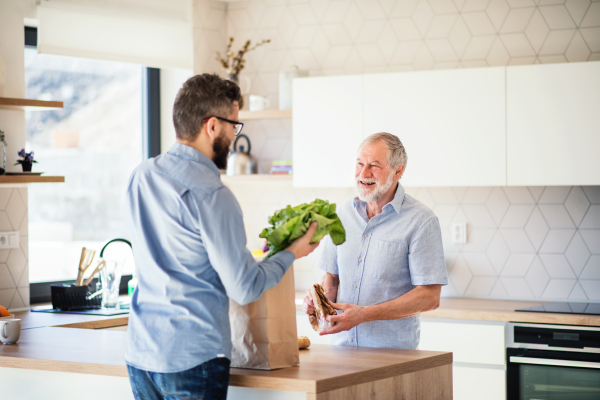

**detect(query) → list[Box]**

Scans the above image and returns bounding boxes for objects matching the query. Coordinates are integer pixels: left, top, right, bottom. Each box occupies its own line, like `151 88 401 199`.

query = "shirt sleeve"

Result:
195 186 295 305
315 235 338 275
408 217 448 286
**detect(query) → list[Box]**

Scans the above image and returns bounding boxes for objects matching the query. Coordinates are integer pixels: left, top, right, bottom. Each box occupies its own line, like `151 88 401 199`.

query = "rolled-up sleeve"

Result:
408 217 448 286
196 186 295 305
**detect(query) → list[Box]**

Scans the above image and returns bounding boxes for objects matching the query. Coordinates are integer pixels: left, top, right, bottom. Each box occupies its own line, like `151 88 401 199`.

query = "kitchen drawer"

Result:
454 365 506 400
420 319 506 365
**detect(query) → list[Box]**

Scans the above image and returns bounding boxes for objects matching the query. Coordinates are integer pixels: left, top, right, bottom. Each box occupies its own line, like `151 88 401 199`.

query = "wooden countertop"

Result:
422 297 600 326
0 326 451 394
295 293 600 326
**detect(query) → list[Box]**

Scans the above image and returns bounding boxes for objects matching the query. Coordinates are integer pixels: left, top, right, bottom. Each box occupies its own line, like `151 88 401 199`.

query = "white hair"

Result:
359 132 408 174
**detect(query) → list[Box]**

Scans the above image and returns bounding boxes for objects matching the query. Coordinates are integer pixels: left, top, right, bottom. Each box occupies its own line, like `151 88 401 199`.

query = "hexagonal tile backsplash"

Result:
0 188 29 311
228 179 600 301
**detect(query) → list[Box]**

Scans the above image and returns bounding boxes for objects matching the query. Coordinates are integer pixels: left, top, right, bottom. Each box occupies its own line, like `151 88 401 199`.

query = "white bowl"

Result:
0 314 15 320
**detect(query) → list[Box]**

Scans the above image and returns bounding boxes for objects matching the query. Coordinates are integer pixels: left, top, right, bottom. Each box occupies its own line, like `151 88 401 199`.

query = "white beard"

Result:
356 170 396 202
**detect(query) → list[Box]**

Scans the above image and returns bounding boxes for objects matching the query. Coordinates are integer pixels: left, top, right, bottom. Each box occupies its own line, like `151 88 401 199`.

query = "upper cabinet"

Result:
507 62 600 186
293 75 363 188
364 67 506 187
293 62 600 188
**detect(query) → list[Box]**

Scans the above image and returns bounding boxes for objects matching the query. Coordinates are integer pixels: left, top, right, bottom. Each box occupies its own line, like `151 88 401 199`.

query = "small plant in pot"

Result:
15 149 37 172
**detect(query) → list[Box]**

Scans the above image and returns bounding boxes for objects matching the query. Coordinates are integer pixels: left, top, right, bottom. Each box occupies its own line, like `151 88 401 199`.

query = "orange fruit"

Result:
0 305 10 317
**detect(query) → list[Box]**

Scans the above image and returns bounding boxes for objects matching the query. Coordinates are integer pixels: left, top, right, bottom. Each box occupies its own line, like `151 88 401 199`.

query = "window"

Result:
25 33 143 283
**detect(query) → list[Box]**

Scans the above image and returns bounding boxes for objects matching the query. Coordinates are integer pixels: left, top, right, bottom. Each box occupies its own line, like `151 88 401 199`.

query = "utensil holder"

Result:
51 284 101 311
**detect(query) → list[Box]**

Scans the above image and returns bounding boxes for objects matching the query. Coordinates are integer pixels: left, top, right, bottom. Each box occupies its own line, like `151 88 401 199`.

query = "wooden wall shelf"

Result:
0 97 64 110
221 174 292 184
0 175 65 184
238 109 292 120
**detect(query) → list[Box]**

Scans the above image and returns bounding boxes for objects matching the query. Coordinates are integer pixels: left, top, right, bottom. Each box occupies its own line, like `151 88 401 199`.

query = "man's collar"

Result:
167 142 221 177
353 181 405 214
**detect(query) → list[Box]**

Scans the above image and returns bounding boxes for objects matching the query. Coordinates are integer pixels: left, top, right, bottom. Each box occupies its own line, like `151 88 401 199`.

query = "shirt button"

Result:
354 285 357 288
358 258 362 262
349 338 354 342
364 234 368 237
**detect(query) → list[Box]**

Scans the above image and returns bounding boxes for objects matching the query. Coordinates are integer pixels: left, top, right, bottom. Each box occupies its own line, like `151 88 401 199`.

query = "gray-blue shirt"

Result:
124 143 295 373
316 183 447 350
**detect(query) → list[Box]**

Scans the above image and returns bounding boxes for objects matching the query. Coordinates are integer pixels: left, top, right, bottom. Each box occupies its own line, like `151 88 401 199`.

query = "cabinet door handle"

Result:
510 356 600 369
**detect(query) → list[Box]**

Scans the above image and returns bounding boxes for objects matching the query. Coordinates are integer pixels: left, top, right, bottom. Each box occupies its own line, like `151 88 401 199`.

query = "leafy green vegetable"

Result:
259 199 346 258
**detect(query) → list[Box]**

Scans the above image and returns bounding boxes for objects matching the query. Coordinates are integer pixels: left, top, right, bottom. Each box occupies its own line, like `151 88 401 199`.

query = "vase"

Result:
227 73 244 110
21 162 32 172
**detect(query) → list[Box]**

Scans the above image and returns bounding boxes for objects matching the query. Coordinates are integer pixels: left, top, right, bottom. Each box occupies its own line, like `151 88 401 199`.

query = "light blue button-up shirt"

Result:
316 183 447 350
124 143 295 373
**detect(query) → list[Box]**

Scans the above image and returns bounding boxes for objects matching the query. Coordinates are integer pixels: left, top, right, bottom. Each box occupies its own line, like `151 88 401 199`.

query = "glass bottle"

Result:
0 131 6 175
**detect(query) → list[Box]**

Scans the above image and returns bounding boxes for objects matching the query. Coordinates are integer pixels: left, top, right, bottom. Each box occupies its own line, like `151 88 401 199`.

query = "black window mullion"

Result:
24 26 37 48
143 67 161 158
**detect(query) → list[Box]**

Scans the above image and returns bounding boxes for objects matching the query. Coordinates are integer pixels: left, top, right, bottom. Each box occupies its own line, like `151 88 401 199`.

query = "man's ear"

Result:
396 164 405 180
203 117 218 141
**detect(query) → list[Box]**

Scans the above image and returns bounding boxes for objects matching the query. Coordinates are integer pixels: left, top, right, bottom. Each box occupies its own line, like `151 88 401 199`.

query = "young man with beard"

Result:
125 74 319 400
302 132 448 350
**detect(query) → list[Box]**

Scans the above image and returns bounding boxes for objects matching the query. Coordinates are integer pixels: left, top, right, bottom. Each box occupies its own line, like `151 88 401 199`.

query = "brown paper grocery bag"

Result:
229 265 299 370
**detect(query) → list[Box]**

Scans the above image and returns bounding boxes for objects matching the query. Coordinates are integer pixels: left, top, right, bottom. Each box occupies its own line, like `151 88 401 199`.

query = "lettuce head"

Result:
259 199 346 258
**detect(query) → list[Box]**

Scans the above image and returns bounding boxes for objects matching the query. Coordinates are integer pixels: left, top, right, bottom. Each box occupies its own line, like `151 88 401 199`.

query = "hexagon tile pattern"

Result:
193 0 600 108
0 188 29 311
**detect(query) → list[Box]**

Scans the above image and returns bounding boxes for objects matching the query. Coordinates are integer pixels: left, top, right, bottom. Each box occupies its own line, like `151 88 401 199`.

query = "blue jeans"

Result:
127 358 230 400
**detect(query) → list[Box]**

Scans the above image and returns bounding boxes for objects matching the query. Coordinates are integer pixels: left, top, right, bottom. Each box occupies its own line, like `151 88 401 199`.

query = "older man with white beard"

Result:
302 132 448 350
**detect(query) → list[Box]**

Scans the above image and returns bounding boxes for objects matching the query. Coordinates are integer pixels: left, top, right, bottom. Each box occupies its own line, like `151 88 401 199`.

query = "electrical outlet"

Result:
0 232 19 249
450 223 467 244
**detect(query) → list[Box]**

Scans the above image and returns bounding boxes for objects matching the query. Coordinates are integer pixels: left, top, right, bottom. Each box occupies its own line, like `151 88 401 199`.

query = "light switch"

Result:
9 233 19 248
450 223 467 244
0 231 20 249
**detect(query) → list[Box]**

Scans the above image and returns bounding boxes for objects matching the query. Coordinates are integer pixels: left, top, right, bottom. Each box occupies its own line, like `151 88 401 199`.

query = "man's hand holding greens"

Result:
285 222 320 259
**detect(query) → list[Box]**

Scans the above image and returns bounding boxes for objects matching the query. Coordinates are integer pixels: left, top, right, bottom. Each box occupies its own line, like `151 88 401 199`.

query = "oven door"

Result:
507 348 600 400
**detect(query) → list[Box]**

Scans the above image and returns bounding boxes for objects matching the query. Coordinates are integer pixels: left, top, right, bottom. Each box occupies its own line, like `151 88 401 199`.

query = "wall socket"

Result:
450 223 467 244
0 231 20 249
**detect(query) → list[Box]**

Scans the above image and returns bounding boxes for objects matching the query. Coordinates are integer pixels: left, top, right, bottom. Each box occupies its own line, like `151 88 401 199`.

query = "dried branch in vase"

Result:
216 37 271 80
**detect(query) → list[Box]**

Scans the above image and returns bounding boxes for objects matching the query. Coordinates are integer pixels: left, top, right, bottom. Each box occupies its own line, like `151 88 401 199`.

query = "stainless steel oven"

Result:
506 323 600 399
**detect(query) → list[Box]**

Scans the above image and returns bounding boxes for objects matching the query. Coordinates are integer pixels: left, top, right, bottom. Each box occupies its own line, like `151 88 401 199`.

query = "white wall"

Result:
160 68 193 154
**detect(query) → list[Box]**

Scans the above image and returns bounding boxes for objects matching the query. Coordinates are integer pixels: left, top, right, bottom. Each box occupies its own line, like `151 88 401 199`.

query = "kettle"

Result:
226 134 258 175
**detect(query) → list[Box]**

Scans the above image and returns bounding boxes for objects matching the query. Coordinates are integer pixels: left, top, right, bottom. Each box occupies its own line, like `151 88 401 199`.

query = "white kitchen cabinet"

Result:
420 319 505 365
0 367 134 400
454 365 506 400
420 318 506 400
507 61 600 186
292 75 363 188
363 67 506 187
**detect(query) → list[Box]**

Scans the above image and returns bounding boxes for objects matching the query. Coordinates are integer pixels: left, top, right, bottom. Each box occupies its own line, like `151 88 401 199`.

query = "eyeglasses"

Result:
203 116 244 136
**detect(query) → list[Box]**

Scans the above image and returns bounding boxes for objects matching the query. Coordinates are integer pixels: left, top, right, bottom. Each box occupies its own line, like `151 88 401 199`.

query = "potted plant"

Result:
216 37 270 109
15 149 37 172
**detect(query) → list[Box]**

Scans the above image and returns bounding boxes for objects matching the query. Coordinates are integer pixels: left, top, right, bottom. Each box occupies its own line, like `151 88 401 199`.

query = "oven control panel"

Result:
507 322 600 352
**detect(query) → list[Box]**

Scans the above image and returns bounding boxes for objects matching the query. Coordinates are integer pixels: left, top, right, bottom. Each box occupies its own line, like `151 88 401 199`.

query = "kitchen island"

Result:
0 311 452 400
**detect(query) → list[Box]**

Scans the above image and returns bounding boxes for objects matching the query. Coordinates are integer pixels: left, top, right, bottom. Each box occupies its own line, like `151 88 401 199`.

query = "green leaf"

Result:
261 199 346 258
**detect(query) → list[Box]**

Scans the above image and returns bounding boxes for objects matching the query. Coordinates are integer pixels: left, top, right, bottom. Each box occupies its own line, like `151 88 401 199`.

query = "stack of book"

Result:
270 160 292 175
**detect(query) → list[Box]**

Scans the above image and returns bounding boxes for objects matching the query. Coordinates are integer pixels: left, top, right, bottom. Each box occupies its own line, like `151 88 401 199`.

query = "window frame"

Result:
25 26 160 302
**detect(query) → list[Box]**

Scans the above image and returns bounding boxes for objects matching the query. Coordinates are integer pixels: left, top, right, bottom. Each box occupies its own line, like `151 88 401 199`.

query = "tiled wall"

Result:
193 0 600 301
229 180 600 301
223 0 600 108
409 185 600 301
0 188 30 311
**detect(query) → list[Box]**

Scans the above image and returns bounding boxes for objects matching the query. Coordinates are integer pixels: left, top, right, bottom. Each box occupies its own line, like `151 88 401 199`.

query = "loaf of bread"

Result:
308 283 336 332
298 336 311 349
